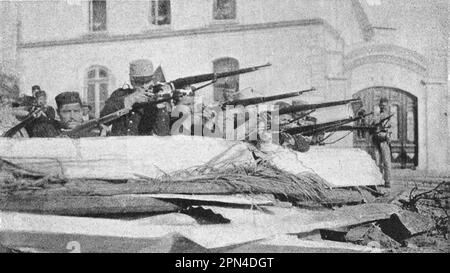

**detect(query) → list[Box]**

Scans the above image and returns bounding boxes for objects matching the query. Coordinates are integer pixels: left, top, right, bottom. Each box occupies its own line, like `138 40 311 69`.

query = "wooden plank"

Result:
0 204 402 251
0 194 180 216
1 232 207 253
146 194 275 206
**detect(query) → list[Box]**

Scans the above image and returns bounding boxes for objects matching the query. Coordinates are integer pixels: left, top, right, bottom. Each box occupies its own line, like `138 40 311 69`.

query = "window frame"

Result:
148 0 172 28
212 57 240 101
85 65 110 118
88 0 108 33
212 0 238 23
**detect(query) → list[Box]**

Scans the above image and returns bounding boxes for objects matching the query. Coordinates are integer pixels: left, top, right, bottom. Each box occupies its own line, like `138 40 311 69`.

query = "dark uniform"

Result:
30 92 99 138
100 59 171 137
100 87 171 136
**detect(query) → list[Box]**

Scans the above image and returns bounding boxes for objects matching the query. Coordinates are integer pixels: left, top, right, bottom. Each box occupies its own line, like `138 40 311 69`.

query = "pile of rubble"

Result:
0 136 447 253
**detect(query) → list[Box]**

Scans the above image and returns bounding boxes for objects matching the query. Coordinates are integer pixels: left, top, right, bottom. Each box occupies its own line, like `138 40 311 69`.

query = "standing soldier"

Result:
372 97 392 188
100 59 171 136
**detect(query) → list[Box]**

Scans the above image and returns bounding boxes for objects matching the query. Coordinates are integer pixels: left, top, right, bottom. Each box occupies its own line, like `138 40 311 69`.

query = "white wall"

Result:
19 24 325 106
17 0 363 44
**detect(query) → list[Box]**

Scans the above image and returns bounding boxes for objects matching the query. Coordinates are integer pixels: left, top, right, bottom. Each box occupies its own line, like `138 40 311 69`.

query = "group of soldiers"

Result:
6 59 392 187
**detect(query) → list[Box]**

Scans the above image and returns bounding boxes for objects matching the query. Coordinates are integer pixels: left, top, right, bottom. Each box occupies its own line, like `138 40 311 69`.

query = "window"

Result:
86 66 110 118
150 0 171 26
213 0 236 20
89 0 107 32
213 58 239 101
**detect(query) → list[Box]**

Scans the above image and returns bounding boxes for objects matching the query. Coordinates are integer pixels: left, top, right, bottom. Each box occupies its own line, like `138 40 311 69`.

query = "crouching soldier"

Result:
100 59 171 136
32 92 99 138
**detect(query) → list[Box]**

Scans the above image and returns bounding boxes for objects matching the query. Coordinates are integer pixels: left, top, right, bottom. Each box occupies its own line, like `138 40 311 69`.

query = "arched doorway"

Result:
353 87 418 169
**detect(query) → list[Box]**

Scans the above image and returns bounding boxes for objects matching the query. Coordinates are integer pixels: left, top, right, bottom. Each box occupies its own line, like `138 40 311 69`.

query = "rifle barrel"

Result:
284 112 373 136
279 98 360 115
225 87 315 107
170 63 271 90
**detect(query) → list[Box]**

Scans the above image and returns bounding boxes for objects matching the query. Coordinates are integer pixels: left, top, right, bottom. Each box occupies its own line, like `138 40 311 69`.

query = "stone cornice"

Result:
344 44 428 75
18 18 341 49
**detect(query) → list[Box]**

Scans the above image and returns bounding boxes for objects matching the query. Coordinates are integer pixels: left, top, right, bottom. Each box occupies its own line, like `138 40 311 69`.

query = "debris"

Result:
319 228 348 242
132 213 199 226
268 146 385 187
0 194 180 216
182 206 231 225
219 235 381 253
380 211 435 242
345 224 401 249
0 136 256 180
147 193 275 207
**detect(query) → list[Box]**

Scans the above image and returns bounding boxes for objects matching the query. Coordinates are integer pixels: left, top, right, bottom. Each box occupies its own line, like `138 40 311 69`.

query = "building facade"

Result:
0 0 448 173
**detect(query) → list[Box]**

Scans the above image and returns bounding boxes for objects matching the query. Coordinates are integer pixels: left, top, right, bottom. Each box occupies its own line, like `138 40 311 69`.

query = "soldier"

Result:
100 59 171 136
82 102 93 122
35 90 56 120
276 101 311 152
372 97 392 187
31 85 41 97
170 87 197 135
31 92 99 138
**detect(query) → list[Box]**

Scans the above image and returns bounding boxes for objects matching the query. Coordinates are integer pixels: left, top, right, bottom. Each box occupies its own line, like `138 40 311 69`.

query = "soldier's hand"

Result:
124 90 152 109
203 107 217 120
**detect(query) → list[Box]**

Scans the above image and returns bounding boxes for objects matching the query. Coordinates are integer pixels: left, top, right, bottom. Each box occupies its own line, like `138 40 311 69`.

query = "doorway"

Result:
353 87 418 169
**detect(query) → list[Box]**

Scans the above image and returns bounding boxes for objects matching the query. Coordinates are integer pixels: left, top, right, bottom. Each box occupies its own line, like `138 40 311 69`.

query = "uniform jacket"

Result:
100 88 171 136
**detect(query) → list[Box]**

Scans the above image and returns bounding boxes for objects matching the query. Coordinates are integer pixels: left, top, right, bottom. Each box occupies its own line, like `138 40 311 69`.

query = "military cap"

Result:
129 59 154 83
379 97 389 104
274 101 291 110
292 100 307 106
34 90 47 98
55 92 82 109
32 85 41 92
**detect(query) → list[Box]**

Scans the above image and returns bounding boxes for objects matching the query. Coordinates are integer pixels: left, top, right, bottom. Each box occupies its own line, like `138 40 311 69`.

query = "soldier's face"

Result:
279 114 291 125
133 79 155 93
223 90 235 102
58 103 83 129
379 102 388 112
36 96 47 107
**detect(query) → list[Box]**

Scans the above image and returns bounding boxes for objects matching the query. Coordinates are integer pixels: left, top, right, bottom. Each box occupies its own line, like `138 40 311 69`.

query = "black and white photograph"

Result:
0 0 448 256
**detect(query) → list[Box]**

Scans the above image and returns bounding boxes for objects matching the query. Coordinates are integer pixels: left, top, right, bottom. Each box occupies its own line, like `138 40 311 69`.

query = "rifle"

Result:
278 98 361 115
221 87 315 108
151 63 271 96
374 114 394 128
64 64 271 138
62 108 130 138
284 112 373 136
2 105 43 137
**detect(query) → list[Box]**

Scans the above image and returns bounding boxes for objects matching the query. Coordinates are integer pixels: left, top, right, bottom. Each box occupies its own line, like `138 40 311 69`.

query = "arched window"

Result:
213 58 239 101
86 66 110 118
